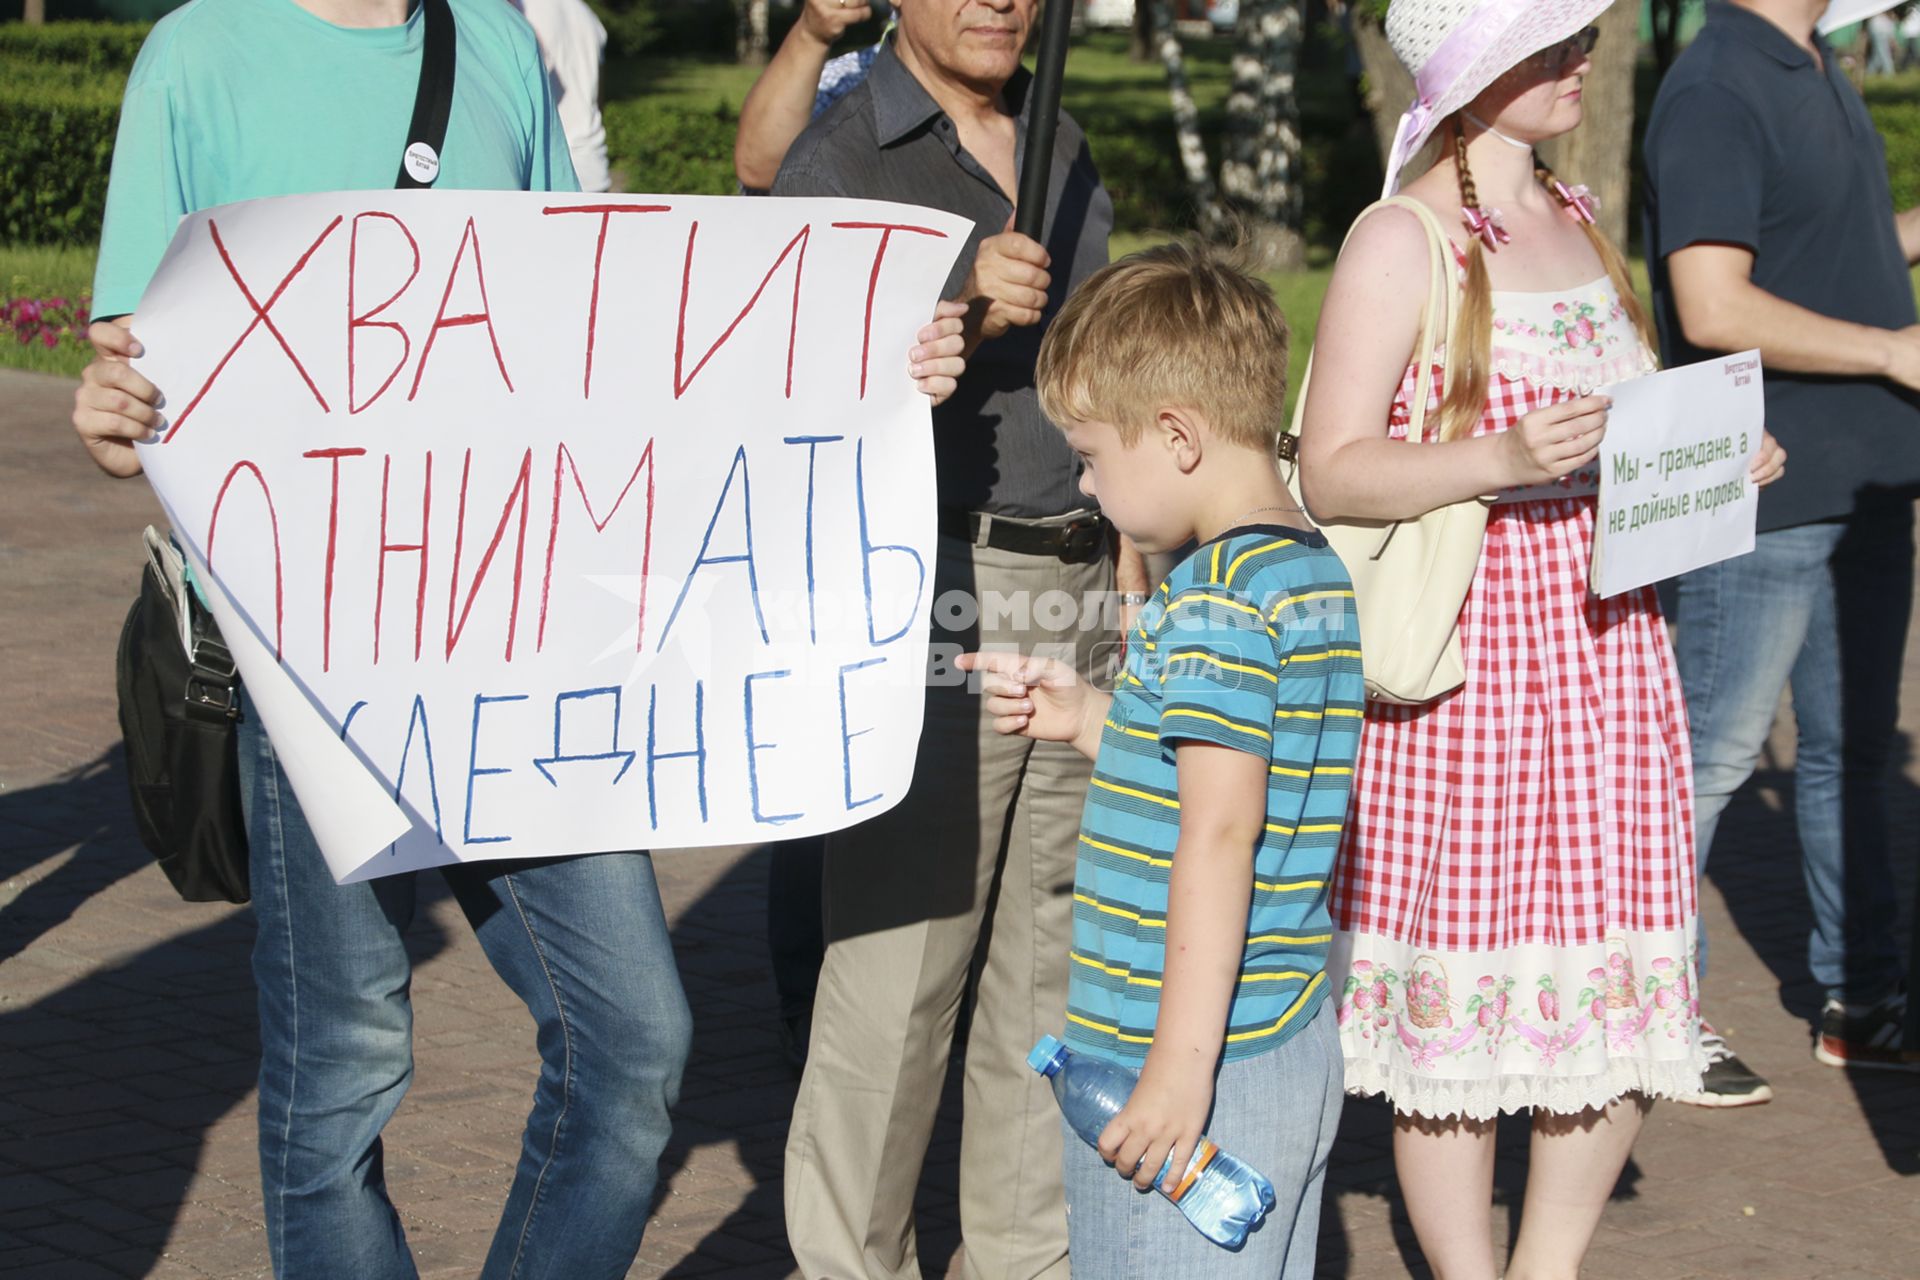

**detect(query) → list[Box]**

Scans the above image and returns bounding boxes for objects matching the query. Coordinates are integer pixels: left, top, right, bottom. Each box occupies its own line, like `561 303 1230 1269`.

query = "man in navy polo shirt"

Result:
1646 0 1920 1103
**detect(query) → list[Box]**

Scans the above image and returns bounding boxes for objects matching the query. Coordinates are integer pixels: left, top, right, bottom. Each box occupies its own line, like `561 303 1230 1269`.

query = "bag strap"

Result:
397 0 457 189
1285 195 1460 449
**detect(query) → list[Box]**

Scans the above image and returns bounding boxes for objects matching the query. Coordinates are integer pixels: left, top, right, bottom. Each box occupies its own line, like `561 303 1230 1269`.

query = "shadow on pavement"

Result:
1318 1097 1646 1279
0 748 153 967
650 843 966 1279
0 749 452 1277
1706 735 1920 1178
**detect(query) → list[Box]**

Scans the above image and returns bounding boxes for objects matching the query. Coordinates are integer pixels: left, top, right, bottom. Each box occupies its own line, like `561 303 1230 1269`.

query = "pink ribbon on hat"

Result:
1381 0 1539 199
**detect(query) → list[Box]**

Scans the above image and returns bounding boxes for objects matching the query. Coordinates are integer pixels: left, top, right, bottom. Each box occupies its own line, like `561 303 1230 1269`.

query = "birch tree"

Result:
1152 0 1223 233
1154 0 1306 267
739 0 770 64
1220 0 1305 265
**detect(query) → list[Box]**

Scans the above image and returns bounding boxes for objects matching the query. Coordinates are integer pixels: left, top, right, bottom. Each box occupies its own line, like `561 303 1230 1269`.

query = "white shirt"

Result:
511 0 611 193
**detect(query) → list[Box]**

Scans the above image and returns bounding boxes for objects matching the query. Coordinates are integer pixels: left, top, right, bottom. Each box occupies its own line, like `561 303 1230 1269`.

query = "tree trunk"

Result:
1131 0 1156 63
1353 11 1414 173
23 0 45 22
1534 0 1638 249
738 0 770 65
1220 0 1305 267
1152 0 1222 230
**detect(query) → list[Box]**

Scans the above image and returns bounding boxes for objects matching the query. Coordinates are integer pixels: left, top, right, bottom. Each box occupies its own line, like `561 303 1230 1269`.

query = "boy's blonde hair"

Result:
1036 240 1290 450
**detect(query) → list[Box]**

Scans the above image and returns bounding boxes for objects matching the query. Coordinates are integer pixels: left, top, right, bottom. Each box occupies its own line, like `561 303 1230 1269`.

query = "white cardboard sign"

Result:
130 191 971 883
1820 1 1900 34
1592 351 1764 599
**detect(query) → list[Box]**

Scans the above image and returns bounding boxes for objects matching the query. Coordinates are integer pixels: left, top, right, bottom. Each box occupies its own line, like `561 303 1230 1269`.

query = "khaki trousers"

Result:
784 531 1110 1280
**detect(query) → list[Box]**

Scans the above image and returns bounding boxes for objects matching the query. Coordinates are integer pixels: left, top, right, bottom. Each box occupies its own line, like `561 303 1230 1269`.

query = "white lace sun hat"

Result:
1380 0 1617 198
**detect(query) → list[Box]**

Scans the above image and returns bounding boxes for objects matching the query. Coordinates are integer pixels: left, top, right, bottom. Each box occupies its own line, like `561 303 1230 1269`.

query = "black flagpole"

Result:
1015 0 1074 240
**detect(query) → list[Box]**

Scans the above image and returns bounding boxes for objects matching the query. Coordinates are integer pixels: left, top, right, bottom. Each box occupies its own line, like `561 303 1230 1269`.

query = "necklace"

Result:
1465 111 1533 151
1224 501 1301 530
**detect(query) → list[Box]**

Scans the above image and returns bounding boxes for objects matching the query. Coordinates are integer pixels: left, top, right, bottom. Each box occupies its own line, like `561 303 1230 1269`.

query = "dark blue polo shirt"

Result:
1644 2 1920 532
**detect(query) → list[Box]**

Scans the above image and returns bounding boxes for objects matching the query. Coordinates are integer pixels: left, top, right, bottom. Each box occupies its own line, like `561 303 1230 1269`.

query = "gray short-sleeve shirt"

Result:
773 39 1114 519
1644 2 1920 531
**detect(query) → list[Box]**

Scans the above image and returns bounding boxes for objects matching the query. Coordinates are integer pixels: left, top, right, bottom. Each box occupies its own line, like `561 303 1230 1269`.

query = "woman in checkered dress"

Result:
1296 1 1783 1275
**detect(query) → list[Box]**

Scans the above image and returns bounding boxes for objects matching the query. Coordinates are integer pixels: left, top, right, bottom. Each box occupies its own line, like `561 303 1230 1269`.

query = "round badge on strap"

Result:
404 141 441 185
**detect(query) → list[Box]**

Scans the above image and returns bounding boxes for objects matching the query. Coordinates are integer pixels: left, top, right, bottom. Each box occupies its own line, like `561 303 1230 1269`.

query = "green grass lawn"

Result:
10 34 1918 386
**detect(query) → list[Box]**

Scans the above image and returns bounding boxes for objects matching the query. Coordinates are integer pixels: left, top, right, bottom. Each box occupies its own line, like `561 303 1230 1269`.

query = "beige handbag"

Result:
1279 195 1490 706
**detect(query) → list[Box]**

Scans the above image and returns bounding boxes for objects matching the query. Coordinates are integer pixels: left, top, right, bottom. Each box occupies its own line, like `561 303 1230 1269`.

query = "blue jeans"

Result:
1060 1001 1342 1277
237 707 692 1280
1674 499 1912 1003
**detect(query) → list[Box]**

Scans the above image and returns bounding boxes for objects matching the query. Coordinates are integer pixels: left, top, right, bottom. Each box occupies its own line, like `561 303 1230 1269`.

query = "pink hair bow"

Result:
1462 206 1511 252
1551 180 1599 225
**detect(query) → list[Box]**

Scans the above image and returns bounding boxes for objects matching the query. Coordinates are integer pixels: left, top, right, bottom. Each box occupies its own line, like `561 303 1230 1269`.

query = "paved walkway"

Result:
1 367 1915 1279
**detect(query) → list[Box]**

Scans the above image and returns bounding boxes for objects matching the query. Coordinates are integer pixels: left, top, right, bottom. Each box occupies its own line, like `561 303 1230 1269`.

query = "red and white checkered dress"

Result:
1329 277 1707 1120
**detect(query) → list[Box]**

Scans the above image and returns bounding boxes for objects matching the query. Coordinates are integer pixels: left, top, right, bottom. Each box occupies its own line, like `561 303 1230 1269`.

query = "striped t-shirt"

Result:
1063 525 1365 1066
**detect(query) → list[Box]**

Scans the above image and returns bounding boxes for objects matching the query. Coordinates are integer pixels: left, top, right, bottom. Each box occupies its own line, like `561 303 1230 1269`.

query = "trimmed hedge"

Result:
603 98 740 195
2 65 124 246
13 17 1920 251
0 19 148 71
1865 80 1920 212
0 23 142 245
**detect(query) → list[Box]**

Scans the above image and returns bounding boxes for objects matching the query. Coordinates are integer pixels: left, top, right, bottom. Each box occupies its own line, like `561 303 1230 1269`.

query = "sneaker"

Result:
1815 990 1920 1071
1675 1025 1774 1108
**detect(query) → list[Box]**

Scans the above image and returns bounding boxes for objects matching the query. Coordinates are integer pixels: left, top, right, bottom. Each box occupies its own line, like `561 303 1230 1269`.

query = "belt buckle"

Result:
1059 515 1105 563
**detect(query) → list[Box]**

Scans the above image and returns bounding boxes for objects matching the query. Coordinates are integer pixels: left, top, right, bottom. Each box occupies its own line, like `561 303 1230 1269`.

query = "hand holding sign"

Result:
910 299 969 404
72 316 163 477
1498 394 1612 487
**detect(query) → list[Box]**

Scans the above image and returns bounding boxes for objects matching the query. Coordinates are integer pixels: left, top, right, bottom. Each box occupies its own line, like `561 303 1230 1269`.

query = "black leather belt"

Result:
937 507 1108 563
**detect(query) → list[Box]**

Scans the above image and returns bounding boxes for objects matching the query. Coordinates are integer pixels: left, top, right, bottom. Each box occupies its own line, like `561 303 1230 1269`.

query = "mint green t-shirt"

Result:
93 0 579 318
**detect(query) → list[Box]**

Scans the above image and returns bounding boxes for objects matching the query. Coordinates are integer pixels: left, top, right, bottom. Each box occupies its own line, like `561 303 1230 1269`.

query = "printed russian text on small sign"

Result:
1592 350 1763 599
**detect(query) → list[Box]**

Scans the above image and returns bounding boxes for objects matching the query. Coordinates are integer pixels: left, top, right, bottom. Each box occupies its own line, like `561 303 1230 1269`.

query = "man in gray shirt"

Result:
773 4 1130 1275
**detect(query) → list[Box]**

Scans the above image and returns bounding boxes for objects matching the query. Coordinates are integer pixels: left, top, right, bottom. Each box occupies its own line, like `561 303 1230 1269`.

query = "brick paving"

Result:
1 365 1915 1279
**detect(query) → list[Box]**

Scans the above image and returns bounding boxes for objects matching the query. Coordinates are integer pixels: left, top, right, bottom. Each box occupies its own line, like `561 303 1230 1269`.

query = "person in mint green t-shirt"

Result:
66 6 700 1279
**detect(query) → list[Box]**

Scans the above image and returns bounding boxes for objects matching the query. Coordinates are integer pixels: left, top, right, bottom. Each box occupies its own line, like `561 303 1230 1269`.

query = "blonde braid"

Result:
1535 159 1656 353
1437 121 1495 443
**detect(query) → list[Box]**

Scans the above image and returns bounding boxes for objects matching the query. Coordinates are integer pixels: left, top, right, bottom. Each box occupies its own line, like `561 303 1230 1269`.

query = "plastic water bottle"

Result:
1028 1035 1276 1248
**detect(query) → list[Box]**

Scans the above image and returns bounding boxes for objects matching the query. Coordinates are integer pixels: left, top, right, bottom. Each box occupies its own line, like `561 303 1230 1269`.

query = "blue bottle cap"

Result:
1027 1035 1067 1077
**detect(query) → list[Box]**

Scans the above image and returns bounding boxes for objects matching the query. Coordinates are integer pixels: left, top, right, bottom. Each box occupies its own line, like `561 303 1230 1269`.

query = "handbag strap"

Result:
397 0 457 189
1285 195 1460 449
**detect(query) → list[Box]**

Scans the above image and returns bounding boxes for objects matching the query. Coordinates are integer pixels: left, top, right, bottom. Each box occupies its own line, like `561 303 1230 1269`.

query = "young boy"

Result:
959 243 1362 1273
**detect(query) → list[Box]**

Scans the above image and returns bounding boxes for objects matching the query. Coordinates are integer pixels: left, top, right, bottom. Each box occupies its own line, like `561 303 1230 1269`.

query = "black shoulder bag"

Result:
114 1 457 903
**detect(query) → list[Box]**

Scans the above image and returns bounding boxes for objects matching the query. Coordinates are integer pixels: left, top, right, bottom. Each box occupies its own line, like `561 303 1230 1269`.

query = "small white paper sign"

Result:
1592 351 1764 599
1820 0 1899 34
129 190 971 883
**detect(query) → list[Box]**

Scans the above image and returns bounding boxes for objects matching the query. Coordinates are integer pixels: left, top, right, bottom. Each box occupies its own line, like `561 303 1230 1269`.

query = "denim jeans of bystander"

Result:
237 705 692 1280
1675 497 1913 1004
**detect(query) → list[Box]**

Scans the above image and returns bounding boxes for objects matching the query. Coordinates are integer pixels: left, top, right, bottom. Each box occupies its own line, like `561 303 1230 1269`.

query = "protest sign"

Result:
1592 351 1763 599
1820 1 1900 35
130 191 971 883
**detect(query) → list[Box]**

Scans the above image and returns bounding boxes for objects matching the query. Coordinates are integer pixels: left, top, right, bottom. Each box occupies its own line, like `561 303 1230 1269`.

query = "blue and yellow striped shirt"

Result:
1063 525 1365 1066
